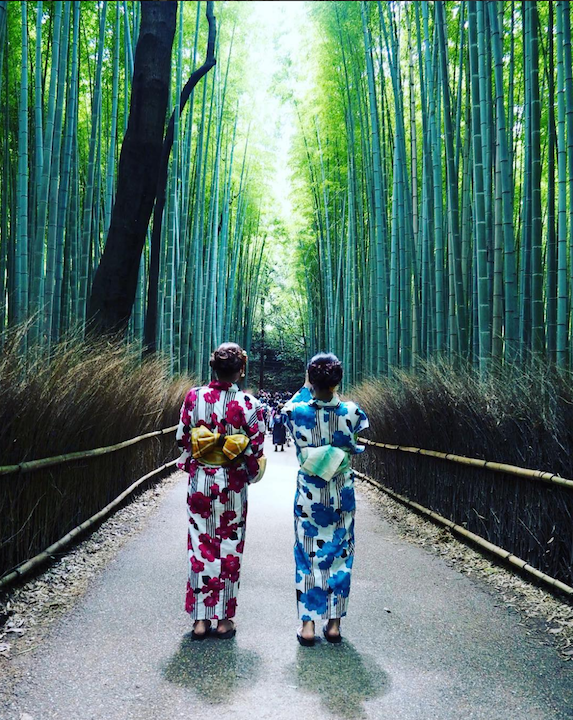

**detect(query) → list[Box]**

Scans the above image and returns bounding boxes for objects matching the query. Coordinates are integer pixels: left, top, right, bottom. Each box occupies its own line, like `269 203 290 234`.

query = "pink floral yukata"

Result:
176 381 266 620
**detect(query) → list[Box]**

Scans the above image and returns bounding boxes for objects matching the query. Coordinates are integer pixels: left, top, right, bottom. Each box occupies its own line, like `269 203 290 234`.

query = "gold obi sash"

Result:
191 426 250 467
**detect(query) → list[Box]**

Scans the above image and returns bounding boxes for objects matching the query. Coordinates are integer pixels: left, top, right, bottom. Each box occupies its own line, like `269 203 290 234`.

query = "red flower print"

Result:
217 509 238 539
225 400 246 429
227 465 248 493
210 380 232 390
188 492 212 519
203 388 221 404
185 583 196 613
198 533 220 561
202 577 225 593
203 467 217 477
245 395 253 410
221 510 237 525
203 592 219 608
211 413 226 434
217 523 239 540
219 489 230 504
221 554 241 582
190 555 205 573
187 534 194 551
245 455 259 479
185 389 198 411
210 483 220 496
226 597 237 618
237 541 245 554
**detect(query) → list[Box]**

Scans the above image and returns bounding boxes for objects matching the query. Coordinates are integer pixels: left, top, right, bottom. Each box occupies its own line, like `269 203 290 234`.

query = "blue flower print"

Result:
302 520 319 538
354 405 369 431
332 430 353 449
311 502 339 527
334 404 349 416
293 387 312 403
300 586 328 614
294 404 317 430
345 554 354 569
303 472 327 489
295 570 302 583
317 527 347 557
328 570 351 597
294 541 311 574
323 412 330 423
340 487 355 512
301 614 312 622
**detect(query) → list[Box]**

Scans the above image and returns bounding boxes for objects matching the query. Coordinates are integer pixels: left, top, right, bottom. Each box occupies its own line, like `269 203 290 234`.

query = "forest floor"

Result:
1 437 572 720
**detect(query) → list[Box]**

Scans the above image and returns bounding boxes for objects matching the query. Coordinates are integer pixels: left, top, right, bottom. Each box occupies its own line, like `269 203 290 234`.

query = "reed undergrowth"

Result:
353 360 573 588
0 327 193 578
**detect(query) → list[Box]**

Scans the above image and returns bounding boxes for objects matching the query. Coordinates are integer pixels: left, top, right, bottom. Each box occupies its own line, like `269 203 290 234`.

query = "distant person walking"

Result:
272 403 287 451
284 353 368 646
176 343 266 639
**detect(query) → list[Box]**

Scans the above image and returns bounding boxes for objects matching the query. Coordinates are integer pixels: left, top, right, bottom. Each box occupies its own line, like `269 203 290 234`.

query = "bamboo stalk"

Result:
358 437 573 491
0 426 178 477
0 459 178 591
354 469 573 597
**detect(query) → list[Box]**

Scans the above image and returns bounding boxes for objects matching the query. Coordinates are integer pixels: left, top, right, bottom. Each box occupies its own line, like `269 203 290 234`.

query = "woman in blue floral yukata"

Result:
283 353 369 646
176 343 266 640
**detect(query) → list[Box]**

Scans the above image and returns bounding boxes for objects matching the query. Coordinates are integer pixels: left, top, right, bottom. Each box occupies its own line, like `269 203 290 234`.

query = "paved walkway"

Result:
6 437 573 719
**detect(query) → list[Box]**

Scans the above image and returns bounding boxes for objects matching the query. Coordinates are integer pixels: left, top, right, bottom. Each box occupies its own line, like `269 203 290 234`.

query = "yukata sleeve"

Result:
284 384 311 434
349 402 369 454
243 397 267 480
175 388 198 470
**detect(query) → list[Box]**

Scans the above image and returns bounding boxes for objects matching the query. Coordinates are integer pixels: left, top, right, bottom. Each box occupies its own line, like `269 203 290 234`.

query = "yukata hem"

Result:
297 604 349 622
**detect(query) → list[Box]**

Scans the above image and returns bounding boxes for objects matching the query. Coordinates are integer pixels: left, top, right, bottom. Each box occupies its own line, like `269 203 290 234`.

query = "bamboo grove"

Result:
291 1 573 384
0 1 265 379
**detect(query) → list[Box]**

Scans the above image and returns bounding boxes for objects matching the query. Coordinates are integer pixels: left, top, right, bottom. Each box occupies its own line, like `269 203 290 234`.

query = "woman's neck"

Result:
312 387 335 401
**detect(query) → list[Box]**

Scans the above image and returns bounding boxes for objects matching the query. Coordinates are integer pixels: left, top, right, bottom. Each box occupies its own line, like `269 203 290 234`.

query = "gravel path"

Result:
1 437 572 720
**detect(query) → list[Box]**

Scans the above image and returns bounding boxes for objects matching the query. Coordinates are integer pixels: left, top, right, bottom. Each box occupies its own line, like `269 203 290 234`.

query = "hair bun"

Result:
307 353 343 390
210 342 245 376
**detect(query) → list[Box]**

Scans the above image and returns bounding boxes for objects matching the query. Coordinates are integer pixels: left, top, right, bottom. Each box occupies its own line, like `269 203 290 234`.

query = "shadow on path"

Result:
287 639 390 718
162 632 262 704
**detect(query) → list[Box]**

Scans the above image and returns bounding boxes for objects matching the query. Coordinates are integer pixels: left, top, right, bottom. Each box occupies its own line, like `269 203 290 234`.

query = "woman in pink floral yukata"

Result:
176 342 266 640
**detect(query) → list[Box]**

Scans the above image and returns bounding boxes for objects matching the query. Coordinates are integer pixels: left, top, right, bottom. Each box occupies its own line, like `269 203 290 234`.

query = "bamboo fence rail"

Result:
354 469 573 598
0 459 178 591
0 425 178 476
358 438 573 491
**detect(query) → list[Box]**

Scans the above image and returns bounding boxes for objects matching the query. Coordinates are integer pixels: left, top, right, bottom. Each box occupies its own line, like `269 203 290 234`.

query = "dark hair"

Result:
210 342 246 378
307 352 343 390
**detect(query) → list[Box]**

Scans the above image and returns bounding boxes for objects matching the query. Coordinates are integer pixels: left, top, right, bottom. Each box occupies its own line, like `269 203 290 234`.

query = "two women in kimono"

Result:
177 344 367 645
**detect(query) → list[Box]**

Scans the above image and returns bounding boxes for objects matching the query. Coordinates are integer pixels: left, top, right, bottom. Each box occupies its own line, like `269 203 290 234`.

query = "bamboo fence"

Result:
0 425 177 476
358 438 573 491
0 459 178 592
0 426 179 582
356 436 573 588
354 469 573 598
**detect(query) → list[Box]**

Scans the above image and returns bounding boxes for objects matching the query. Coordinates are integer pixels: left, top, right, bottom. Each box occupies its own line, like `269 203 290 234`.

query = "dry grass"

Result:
352 360 573 588
0 328 193 577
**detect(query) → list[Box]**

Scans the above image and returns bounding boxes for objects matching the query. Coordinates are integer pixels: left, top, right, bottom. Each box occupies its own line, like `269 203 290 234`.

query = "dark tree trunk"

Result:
144 1 216 353
87 2 177 336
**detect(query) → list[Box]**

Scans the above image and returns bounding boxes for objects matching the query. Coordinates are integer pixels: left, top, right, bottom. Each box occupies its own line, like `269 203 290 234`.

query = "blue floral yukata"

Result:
283 387 369 621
